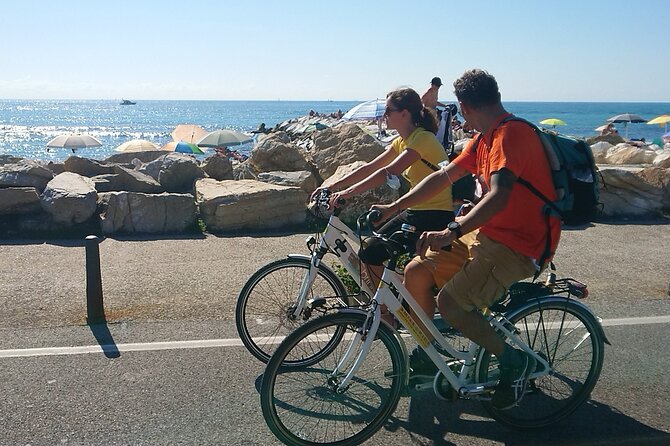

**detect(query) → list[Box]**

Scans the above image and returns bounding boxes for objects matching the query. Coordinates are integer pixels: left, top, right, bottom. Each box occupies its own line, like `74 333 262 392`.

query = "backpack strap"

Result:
471 116 556 281
420 158 440 171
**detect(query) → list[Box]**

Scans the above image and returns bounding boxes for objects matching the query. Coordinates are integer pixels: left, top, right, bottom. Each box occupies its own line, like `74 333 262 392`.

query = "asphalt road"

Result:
1 221 669 445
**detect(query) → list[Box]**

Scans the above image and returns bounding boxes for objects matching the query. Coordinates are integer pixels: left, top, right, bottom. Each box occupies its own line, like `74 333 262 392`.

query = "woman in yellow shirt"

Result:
317 87 454 266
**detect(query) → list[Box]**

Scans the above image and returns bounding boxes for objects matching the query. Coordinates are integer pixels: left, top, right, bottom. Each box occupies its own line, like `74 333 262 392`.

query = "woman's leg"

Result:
403 259 437 319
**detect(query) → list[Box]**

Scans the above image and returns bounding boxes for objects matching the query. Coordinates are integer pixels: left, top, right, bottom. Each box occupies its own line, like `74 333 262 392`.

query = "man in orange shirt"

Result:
375 69 560 410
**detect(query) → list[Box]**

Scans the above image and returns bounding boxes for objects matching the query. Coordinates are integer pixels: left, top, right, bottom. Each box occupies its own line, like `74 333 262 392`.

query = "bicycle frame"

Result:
290 214 377 319
332 265 552 398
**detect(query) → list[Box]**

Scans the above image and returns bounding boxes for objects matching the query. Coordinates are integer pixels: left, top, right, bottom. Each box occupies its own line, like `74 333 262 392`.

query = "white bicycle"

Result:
236 189 389 364
260 210 608 446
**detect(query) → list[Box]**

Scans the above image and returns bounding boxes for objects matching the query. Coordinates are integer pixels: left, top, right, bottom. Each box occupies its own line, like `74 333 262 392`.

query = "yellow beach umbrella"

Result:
114 139 159 152
539 118 567 129
647 114 670 132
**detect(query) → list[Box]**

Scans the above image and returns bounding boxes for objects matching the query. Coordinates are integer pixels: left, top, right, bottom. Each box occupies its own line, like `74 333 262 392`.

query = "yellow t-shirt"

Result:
390 127 453 211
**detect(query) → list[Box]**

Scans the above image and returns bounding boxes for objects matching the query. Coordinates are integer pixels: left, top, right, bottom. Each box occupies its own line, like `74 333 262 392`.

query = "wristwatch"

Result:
447 221 462 238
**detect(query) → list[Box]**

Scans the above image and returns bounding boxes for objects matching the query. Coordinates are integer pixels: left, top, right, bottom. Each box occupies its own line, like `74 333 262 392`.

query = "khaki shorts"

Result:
413 231 536 311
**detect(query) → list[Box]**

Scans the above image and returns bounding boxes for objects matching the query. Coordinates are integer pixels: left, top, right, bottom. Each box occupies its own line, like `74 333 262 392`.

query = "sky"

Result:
1 0 668 102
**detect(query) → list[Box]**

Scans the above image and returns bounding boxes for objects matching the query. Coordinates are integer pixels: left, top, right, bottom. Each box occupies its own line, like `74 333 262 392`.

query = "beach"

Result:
2 100 669 162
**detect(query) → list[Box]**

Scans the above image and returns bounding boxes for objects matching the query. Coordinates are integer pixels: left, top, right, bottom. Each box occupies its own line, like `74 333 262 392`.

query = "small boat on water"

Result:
120 99 136 105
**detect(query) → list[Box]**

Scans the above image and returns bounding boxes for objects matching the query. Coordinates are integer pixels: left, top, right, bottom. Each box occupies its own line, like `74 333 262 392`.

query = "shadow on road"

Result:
385 392 670 445
252 372 668 444
88 322 120 359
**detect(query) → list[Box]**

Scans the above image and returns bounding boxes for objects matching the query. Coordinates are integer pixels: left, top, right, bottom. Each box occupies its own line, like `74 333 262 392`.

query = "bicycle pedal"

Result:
408 375 434 392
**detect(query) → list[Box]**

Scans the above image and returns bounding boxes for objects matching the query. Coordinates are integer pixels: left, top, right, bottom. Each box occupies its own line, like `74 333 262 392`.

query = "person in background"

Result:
600 123 618 136
421 76 448 111
373 69 561 410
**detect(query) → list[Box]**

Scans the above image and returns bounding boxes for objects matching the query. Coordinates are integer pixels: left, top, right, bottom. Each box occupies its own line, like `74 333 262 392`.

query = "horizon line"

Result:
1 98 670 104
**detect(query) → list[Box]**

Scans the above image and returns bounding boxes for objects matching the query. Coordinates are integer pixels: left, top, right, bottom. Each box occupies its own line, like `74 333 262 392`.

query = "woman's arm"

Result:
372 162 469 220
313 145 396 198
331 147 421 203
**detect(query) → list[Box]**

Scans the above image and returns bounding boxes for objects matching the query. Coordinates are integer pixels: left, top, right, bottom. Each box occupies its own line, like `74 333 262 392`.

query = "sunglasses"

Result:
384 106 402 116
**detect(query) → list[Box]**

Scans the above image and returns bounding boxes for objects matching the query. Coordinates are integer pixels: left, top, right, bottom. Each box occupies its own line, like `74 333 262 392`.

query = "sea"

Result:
1 100 668 162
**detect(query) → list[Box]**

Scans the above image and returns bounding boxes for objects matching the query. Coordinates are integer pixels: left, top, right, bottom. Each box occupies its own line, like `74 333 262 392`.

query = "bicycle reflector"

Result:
567 280 589 299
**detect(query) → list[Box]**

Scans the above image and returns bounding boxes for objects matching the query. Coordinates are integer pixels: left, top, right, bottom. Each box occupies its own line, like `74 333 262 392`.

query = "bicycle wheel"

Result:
261 311 406 446
477 299 605 429
236 257 350 364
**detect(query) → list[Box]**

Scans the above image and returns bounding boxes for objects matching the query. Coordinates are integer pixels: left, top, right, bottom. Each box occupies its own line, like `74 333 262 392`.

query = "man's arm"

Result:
454 168 514 234
415 168 516 256
376 162 469 220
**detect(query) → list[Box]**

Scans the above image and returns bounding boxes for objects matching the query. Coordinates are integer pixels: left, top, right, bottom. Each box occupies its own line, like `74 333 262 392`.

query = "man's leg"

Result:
436 289 505 357
437 233 539 410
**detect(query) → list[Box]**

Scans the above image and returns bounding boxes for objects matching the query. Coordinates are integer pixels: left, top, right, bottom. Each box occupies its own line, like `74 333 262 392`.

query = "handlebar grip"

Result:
368 209 382 222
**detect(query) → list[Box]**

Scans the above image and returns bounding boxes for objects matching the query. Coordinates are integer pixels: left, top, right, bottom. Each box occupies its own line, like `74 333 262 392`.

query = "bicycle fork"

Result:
328 307 382 392
290 251 324 320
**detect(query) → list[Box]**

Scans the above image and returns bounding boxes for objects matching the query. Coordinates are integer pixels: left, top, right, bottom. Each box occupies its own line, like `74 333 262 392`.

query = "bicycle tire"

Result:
477 299 605 429
261 311 406 446
236 257 350 364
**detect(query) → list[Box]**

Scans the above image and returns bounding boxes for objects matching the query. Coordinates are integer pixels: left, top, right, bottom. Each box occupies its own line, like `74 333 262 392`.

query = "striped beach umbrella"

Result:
160 141 204 154
342 99 386 121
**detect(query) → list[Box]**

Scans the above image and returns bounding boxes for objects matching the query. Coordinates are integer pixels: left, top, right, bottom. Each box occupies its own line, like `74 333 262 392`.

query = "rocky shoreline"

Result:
1 116 669 238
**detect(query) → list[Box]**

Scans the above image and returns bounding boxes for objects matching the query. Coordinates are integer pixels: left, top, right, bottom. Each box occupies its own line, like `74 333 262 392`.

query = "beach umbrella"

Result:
342 99 386 121
46 134 102 153
160 141 204 154
539 118 567 129
196 129 253 148
647 114 670 133
606 113 647 138
171 124 208 144
114 139 159 152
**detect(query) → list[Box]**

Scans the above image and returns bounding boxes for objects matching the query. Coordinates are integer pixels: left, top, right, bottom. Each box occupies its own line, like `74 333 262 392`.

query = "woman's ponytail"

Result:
417 106 438 134
387 87 439 134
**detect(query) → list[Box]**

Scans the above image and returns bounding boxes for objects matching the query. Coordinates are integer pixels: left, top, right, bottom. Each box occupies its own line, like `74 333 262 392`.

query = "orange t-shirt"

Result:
452 114 561 261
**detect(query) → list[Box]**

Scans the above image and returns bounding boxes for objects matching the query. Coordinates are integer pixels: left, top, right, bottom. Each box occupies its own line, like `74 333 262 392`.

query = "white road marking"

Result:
1 315 669 359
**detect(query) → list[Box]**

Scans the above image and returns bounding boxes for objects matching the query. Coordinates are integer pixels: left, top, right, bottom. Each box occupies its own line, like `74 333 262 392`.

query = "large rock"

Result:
0 187 41 215
63 156 116 177
586 134 626 146
653 151 670 168
310 123 385 179
258 170 318 194
0 160 54 190
46 162 65 175
201 155 234 181
41 172 98 225
98 191 196 234
0 155 24 165
103 150 167 165
590 141 613 164
638 167 670 209
90 174 123 192
233 160 259 180
139 153 205 192
605 144 656 165
196 178 308 232
112 165 163 193
598 166 670 217
321 161 400 223
248 132 312 173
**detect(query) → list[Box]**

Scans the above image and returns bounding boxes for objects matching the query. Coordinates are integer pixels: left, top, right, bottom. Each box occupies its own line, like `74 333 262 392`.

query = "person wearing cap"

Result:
421 76 448 110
